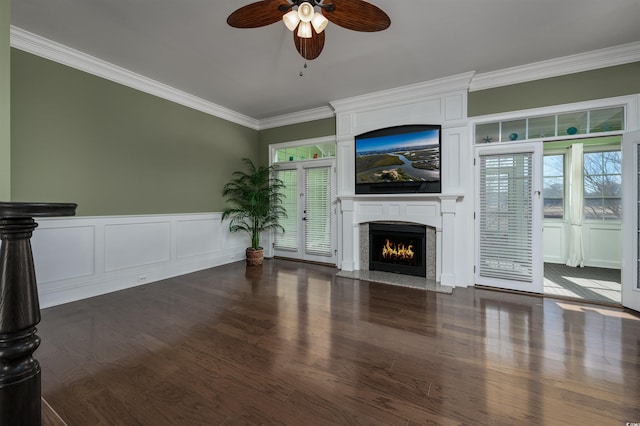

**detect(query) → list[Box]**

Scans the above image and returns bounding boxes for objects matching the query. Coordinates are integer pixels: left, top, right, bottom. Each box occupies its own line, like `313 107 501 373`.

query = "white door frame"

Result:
475 141 544 293
621 129 640 312
273 159 337 264
269 137 337 264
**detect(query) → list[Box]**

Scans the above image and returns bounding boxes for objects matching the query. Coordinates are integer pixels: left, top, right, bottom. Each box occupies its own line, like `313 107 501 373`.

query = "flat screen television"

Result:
354 124 441 194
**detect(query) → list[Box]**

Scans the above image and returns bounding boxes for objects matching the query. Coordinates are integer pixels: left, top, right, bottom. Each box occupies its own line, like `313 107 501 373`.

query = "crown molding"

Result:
330 71 475 114
10 26 640 128
10 26 260 130
257 106 334 130
470 41 640 92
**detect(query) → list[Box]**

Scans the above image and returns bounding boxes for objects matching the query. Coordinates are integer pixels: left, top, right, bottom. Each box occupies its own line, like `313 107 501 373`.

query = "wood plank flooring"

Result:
36 259 640 425
42 398 67 426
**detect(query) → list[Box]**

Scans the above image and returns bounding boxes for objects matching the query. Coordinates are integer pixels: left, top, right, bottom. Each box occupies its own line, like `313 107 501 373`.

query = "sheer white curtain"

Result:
566 143 584 267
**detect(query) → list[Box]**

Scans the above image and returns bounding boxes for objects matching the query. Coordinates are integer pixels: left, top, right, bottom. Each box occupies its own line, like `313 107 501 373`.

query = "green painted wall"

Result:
469 62 640 117
0 0 9 200
258 117 335 166
11 49 258 216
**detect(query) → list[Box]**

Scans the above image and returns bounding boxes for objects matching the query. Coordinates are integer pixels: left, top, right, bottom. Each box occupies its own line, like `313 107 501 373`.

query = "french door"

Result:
621 130 640 312
475 142 544 293
273 160 337 264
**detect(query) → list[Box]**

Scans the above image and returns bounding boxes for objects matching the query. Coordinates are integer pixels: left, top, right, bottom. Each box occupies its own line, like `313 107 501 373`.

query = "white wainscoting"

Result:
543 219 621 269
583 221 622 269
31 213 247 308
543 221 569 264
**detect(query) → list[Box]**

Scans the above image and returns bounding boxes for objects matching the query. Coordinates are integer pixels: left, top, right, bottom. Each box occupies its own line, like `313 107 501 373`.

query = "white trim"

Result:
470 94 640 131
258 106 334 130
331 72 475 114
622 130 640 312
470 41 640 92
10 26 260 130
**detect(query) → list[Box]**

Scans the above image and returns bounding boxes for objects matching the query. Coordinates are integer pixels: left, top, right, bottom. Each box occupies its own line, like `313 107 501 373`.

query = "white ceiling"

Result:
10 0 640 121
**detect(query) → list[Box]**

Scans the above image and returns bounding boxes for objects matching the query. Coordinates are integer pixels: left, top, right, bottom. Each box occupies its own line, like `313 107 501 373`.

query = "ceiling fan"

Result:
227 0 390 60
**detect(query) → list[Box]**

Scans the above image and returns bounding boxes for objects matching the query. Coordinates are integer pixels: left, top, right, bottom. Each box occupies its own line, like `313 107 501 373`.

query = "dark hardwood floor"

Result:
37 259 640 425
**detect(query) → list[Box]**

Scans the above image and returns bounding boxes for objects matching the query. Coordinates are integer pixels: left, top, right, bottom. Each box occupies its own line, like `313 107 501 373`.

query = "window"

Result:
274 142 336 163
543 154 564 219
274 169 298 251
475 106 625 144
583 150 622 220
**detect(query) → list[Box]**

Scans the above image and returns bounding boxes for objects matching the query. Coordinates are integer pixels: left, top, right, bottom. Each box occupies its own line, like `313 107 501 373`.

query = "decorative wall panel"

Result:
31 213 246 308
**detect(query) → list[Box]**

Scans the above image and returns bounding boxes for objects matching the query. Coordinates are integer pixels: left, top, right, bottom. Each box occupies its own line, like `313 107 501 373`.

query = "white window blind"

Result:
479 152 533 282
304 166 332 257
274 169 298 251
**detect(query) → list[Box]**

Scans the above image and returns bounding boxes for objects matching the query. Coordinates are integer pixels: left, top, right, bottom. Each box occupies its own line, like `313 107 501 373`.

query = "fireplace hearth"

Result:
369 223 427 278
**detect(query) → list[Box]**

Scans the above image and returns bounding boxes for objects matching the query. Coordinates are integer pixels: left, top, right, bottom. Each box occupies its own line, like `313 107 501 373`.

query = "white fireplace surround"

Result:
331 73 475 287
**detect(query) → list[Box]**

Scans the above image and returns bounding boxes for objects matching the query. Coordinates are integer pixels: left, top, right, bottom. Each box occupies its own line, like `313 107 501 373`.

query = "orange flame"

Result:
381 238 414 261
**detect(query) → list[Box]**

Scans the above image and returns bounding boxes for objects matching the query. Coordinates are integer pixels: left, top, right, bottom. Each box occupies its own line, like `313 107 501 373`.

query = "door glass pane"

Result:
583 150 622 220
304 166 332 257
543 154 564 219
274 169 298 251
479 152 533 282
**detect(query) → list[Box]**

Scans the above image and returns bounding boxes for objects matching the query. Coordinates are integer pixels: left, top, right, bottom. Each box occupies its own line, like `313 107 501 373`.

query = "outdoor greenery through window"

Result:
543 154 564 219
583 150 622 220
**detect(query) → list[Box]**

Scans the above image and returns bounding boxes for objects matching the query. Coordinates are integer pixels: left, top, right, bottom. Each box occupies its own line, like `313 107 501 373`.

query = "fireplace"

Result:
369 223 427 278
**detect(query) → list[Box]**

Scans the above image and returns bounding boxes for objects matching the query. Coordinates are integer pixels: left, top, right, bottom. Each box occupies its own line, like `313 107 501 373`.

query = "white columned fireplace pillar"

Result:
339 198 357 271
439 195 461 286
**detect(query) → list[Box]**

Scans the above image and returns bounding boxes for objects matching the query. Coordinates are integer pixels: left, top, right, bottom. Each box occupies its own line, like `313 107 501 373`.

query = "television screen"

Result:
354 124 441 194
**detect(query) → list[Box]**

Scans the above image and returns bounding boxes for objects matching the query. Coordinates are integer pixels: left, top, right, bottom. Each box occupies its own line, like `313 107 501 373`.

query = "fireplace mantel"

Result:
338 193 463 202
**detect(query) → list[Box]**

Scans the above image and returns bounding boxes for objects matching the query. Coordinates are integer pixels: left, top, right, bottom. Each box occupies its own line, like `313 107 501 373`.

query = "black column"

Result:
0 202 76 426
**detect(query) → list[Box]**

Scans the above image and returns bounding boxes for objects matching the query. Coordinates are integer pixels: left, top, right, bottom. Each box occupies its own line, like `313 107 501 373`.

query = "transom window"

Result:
475 106 624 144
274 141 335 163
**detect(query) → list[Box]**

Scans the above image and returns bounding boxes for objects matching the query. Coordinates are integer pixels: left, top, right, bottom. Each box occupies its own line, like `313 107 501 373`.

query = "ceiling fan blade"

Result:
293 29 325 60
227 0 290 28
324 0 390 32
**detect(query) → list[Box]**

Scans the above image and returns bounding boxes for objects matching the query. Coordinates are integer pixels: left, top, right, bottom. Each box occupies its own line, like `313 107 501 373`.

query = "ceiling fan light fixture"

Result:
282 10 300 31
227 0 391 61
297 21 312 38
297 2 314 23
310 12 328 33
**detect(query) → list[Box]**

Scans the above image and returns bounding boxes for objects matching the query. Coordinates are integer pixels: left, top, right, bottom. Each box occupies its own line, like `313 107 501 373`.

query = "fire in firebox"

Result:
382 238 415 261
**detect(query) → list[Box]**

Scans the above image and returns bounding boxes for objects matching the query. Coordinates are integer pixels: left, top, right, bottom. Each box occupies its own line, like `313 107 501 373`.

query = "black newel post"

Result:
0 202 76 426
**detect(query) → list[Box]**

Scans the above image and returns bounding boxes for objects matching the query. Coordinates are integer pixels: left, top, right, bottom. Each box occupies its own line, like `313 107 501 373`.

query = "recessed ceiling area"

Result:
10 0 640 120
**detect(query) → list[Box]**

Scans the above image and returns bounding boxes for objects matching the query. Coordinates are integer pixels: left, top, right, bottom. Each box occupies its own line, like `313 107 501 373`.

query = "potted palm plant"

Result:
221 158 287 266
